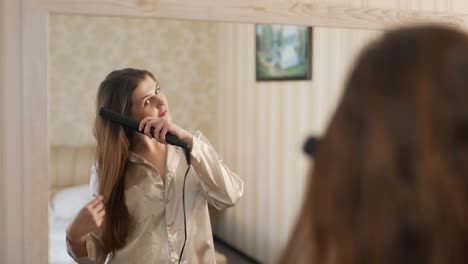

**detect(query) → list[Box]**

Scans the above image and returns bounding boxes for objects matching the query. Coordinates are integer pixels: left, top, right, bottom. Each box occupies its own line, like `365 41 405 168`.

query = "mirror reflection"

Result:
48 14 382 264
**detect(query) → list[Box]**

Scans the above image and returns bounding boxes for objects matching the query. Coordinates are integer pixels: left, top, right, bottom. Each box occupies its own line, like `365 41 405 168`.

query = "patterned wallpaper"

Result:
49 15 219 146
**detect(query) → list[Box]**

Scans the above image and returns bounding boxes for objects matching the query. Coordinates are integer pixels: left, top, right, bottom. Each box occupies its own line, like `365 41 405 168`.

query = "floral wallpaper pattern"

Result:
49 15 219 145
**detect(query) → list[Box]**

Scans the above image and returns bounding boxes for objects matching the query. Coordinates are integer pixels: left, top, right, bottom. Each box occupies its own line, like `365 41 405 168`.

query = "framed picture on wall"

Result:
256 24 312 81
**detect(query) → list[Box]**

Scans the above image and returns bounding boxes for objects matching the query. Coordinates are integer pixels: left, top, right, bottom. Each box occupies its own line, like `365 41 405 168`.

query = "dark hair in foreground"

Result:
281 25 468 264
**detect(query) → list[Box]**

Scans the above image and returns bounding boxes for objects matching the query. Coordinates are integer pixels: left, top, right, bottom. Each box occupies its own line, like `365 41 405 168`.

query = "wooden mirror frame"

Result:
2 0 468 262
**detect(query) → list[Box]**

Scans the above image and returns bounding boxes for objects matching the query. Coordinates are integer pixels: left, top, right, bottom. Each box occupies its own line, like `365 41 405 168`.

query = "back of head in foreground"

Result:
281 25 468 264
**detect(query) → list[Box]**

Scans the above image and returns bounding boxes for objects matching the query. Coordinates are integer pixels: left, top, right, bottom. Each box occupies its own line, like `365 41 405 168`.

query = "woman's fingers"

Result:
89 204 105 228
96 208 106 219
93 201 104 212
138 117 178 145
160 122 170 144
67 196 106 239
139 116 153 131
86 195 103 208
153 121 166 143
140 117 159 138
139 117 151 137
144 119 153 137
140 118 168 143
87 196 105 218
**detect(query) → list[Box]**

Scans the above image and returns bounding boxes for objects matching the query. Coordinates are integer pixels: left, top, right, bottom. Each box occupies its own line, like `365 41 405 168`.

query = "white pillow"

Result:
50 184 92 221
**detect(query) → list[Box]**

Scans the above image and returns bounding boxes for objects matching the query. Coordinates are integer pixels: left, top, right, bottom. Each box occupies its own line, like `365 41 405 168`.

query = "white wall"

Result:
2 1 24 263
1 0 49 263
214 24 382 263
0 0 4 260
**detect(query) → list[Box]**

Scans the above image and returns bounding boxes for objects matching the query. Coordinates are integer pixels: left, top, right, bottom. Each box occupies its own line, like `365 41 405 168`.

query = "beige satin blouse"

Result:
67 131 244 264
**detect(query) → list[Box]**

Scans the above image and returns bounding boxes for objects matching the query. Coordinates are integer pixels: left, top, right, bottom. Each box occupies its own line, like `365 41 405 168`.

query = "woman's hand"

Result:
139 117 193 148
66 195 106 243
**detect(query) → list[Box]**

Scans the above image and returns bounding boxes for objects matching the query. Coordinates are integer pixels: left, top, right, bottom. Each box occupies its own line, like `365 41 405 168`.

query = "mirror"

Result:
48 14 383 264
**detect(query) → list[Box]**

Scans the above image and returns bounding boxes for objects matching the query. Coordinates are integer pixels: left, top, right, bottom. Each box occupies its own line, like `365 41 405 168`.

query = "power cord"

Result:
178 150 191 264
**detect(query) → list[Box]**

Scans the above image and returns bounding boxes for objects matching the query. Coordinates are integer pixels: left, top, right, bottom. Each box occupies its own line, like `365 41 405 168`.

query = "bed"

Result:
49 145 95 264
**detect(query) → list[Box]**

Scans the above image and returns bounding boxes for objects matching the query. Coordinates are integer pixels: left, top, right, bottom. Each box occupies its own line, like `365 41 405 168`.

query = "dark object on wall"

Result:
303 136 319 157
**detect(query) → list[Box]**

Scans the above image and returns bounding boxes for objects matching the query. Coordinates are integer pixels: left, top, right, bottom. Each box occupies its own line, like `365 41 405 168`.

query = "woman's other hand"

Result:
66 195 106 243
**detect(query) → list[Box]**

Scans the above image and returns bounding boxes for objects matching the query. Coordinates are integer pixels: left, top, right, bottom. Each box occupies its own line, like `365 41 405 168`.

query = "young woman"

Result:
65 68 244 263
281 25 468 264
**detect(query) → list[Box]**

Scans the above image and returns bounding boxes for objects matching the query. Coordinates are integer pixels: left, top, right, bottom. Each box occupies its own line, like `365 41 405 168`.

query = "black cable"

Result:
178 150 191 264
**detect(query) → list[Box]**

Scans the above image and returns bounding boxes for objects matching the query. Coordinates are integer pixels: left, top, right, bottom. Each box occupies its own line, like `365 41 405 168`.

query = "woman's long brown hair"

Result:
93 68 156 255
281 25 468 264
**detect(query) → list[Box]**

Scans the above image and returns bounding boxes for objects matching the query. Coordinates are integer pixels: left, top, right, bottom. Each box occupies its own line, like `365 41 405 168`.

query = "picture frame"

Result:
256 24 312 81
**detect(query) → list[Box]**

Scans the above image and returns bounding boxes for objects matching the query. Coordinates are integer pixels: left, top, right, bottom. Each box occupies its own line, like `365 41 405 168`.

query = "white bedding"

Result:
49 217 75 264
49 185 92 264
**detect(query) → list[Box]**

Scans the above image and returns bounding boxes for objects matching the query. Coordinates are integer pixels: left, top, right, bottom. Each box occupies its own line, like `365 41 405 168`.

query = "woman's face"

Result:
130 75 171 122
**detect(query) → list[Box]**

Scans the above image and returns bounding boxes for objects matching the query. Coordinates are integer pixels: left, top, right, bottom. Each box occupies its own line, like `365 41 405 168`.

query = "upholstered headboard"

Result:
49 145 95 194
